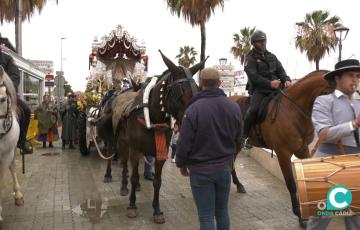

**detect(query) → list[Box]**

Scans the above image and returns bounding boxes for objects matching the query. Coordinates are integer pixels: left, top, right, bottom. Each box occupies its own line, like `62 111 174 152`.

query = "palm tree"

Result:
165 0 224 63
230 27 256 66
175 46 198 67
295 10 340 70
0 0 57 55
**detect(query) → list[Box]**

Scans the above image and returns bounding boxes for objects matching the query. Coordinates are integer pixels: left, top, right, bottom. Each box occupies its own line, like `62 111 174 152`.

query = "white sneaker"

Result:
171 158 175 163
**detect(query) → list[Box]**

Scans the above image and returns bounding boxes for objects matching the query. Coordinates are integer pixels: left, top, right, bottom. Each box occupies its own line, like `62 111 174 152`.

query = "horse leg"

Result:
127 154 140 218
152 159 166 224
120 158 129 196
231 169 246 193
104 143 114 183
103 159 112 183
231 151 246 193
277 151 306 228
9 154 24 206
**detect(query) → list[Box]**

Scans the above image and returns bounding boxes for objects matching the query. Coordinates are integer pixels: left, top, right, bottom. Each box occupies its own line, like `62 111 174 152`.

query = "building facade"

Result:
213 60 248 96
1 45 45 110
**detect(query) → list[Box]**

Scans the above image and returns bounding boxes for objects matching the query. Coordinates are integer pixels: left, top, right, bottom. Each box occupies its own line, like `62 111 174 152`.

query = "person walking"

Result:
61 92 78 149
170 124 179 163
307 59 360 229
34 95 59 148
176 68 243 230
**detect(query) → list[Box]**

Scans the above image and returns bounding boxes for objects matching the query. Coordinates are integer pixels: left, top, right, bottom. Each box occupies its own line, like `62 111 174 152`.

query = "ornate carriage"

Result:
78 25 148 155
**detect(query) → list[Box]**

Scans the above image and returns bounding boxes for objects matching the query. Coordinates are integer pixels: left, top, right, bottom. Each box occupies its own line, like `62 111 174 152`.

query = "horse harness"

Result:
0 82 13 138
163 66 198 115
135 66 198 129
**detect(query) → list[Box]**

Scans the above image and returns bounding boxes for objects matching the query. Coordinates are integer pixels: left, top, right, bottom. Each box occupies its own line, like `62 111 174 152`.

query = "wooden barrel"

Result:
292 154 360 218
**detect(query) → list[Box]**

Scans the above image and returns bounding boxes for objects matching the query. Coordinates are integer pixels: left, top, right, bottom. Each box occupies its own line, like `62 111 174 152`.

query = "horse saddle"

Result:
256 92 280 124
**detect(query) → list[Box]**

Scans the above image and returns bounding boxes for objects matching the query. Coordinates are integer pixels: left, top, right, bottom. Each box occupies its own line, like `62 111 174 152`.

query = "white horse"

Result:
0 66 24 226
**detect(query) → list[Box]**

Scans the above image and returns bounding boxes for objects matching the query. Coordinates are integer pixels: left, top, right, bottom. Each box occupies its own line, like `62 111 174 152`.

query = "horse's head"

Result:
152 51 206 124
0 66 17 112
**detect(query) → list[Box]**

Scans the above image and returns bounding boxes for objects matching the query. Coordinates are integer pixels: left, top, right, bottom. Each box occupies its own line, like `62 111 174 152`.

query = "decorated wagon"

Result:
78 25 148 156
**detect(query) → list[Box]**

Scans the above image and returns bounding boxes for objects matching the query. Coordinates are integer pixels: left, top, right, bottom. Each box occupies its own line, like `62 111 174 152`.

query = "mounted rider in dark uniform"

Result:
0 34 33 154
243 30 292 147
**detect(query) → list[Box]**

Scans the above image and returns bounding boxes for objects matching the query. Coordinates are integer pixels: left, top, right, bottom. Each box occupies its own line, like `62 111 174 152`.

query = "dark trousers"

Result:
171 144 177 159
243 92 268 138
17 97 31 147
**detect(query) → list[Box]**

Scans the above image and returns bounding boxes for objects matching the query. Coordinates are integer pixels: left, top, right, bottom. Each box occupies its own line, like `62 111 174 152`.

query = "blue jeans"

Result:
190 168 231 230
144 155 154 177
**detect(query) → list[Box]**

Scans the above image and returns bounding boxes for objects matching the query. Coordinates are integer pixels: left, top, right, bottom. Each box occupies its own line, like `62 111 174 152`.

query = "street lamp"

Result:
58 37 66 97
219 58 227 66
60 37 66 72
334 24 349 62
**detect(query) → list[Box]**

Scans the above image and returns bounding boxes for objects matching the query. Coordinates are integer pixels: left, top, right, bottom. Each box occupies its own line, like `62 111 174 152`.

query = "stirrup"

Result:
243 138 253 150
20 140 33 154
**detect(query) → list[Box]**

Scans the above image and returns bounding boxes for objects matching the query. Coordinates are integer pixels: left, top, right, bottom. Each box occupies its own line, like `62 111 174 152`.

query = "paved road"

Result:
1 141 344 230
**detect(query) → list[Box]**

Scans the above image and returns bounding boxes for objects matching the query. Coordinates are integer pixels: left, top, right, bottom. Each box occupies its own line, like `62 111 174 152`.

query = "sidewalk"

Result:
0 141 344 230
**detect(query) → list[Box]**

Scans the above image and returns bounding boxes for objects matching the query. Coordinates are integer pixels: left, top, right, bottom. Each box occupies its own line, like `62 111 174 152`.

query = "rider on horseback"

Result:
243 30 291 148
0 35 33 154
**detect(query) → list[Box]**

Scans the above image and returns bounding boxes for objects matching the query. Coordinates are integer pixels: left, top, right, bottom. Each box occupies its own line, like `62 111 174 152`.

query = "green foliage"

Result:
175 46 198 67
295 10 341 70
230 27 256 66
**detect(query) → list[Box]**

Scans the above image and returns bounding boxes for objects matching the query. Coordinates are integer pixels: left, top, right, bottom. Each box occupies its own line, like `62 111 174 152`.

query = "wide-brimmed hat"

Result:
324 59 360 81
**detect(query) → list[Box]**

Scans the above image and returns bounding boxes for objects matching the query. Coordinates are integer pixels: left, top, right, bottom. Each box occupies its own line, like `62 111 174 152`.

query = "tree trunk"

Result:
200 21 206 66
15 0 23 55
315 60 319 70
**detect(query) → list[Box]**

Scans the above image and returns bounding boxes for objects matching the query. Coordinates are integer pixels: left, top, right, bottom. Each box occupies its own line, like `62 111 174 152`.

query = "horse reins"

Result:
0 84 13 137
275 88 315 156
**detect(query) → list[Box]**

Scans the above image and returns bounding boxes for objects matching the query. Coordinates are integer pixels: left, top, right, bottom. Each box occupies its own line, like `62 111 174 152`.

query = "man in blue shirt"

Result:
176 68 243 230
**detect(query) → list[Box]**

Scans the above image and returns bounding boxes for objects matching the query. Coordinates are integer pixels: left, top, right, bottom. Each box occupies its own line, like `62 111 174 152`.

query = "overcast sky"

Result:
1 0 359 91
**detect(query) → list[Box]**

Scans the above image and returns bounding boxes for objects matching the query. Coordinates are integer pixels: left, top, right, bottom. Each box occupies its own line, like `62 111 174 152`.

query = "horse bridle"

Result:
164 66 199 115
0 83 13 137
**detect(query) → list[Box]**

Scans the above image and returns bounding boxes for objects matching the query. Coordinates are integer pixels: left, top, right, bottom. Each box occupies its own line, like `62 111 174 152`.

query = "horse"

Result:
0 66 24 226
230 70 335 226
97 51 205 223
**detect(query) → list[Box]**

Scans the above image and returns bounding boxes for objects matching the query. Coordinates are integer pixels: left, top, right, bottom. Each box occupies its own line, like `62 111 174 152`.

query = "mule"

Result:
101 51 205 223
230 70 335 226
0 66 24 226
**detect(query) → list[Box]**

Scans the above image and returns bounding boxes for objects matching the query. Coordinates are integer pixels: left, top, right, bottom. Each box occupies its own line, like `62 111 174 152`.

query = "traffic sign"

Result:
45 74 54 81
45 81 55 87
56 71 64 76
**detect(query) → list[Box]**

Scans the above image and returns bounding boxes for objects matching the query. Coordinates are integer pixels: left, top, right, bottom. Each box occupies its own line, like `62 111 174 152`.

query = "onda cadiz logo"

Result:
317 185 353 216
326 185 352 210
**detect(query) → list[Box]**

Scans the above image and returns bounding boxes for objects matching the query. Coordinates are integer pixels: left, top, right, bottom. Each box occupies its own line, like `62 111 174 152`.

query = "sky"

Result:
1 0 360 91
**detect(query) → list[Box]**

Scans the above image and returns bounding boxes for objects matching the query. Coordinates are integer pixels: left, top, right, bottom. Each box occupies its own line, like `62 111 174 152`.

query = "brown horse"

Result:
230 70 335 225
105 51 205 224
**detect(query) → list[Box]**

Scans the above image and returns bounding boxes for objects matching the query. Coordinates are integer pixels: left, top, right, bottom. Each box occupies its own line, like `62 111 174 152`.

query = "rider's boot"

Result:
243 113 254 150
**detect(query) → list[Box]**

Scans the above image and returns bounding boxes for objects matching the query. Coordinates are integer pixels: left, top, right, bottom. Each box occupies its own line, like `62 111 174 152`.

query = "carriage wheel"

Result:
78 110 90 156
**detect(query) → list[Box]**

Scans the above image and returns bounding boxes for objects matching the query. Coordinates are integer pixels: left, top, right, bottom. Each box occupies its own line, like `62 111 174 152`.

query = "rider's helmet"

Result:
251 30 267 45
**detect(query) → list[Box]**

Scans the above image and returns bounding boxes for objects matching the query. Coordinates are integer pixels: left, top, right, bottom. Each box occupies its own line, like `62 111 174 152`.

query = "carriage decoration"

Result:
78 24 148 156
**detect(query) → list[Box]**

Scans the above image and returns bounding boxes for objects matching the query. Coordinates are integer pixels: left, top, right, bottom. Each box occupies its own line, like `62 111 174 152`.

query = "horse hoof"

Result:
120 188 129 196
135 184 141 192
237 185 246 193
15 197 24 206
103 176 112 183
154 213 165 224
299 218 307 229
127 208 137 218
